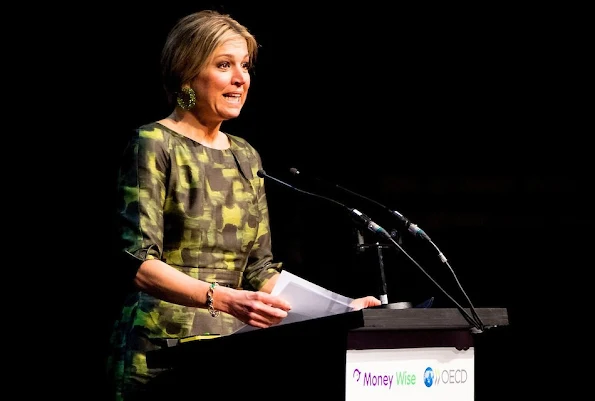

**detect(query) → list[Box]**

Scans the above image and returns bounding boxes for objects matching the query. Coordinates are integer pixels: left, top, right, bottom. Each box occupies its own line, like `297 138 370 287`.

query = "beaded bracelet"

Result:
206 282 220 317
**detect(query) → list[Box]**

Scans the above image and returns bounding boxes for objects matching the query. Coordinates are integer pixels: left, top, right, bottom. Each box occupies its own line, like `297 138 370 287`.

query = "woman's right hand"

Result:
214 286 291 328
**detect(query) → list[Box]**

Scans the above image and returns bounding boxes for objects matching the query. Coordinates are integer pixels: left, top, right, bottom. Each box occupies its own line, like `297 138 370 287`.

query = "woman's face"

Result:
193 37 251 123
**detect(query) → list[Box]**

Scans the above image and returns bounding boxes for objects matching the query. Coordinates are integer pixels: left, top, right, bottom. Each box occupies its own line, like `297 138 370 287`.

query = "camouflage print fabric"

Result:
106 122 282 400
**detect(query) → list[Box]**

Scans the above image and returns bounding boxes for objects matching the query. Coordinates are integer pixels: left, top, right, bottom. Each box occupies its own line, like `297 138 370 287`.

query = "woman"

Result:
106 10 380 400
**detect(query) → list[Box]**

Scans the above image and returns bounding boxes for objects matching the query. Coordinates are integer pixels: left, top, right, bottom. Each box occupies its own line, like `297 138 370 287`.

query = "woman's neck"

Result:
159 109 230 149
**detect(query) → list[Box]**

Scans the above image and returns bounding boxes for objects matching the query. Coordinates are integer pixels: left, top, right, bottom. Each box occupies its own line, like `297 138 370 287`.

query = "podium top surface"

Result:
355 307 509 331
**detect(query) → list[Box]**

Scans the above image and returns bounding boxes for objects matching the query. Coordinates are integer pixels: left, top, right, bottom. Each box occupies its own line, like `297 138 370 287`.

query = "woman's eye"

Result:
218 61 231 69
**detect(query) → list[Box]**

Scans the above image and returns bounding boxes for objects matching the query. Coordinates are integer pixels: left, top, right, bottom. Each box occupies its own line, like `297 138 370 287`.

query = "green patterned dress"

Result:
106 122 282 400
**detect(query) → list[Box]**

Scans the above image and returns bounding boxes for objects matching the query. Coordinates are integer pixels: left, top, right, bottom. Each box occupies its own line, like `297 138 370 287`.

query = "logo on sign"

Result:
423 367 468 387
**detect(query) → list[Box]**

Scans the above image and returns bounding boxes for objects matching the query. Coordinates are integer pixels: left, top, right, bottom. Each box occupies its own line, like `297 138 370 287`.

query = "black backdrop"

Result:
39 2 590 399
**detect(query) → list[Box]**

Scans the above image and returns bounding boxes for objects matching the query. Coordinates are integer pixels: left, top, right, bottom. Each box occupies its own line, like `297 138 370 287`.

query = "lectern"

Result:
146 307 508 401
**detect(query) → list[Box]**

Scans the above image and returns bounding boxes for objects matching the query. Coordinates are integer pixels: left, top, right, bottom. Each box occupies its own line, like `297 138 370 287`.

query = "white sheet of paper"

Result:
233 270 354 334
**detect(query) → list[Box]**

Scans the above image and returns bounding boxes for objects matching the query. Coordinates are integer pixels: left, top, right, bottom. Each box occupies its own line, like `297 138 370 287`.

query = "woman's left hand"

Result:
350 296 381 311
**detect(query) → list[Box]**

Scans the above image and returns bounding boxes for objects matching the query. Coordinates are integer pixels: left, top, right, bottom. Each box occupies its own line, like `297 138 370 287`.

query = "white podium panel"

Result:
345 347 474 401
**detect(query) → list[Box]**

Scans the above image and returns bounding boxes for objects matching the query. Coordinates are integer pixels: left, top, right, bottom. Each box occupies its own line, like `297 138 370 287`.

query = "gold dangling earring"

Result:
176 87 196 110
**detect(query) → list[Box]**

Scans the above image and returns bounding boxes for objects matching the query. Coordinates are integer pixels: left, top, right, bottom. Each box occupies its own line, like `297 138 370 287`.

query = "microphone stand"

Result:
355 228 412 309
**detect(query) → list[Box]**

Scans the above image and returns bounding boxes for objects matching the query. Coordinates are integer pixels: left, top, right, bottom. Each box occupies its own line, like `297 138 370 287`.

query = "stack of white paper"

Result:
234 270 354 333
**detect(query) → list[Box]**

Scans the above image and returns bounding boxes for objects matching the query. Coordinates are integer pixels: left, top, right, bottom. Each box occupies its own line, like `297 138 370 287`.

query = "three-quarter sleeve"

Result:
116 128 170 277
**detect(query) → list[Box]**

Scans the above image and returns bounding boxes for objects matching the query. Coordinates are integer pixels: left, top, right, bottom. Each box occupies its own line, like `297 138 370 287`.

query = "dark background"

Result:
35 2 590 399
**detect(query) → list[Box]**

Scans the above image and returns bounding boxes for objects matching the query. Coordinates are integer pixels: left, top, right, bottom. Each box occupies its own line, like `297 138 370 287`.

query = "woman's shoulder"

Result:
137 121 171 137
119 123 179 157
130 122 185 147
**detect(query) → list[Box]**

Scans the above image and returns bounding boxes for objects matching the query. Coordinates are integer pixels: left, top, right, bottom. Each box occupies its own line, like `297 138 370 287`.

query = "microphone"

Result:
288 168 486 331
257 169 392 241
261 170 485 331
289 167 430 241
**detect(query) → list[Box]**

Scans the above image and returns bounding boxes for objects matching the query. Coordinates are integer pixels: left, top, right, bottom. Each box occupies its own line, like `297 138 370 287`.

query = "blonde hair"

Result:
160 10 258 106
